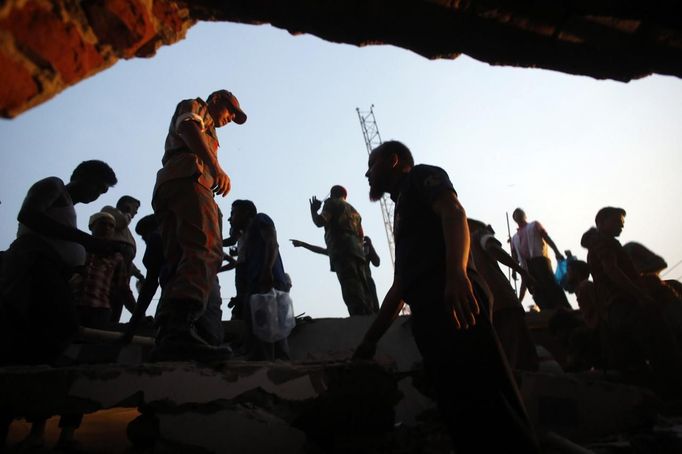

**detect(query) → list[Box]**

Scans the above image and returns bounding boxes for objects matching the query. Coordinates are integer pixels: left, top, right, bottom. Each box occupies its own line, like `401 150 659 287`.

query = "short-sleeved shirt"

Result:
238 213 287 294
154 98 219 196
587 232 641 307
393 165 461 303
470 227 520 312
320 198 365 270
16 177 86 268
511 221 548 269
78 252 126 309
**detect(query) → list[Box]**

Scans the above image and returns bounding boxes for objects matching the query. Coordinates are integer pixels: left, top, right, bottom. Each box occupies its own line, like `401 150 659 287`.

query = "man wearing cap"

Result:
74 212 130 330
151 89 246 360
309 185 373 315
101 195 143 323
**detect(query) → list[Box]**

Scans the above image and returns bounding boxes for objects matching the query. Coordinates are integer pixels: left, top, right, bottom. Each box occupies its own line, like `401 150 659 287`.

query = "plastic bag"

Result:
555 259 569 286
249 289 295 343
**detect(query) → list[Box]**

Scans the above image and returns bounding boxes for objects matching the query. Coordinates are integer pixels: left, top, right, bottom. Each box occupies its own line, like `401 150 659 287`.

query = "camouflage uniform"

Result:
152 98 223 323
320 198 372 315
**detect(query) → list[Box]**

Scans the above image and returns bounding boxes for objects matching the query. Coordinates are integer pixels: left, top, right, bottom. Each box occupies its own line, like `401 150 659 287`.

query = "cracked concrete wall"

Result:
0 0 194 118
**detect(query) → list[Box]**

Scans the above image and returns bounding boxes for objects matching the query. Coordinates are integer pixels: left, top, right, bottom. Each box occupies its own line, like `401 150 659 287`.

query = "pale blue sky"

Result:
1 22 681 319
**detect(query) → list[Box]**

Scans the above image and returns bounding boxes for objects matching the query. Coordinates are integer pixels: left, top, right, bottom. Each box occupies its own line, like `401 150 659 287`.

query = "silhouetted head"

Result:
89 211 116 239
329 185 347 200
623 242 667 275
366 140 414 201
69 160 117 204
595 206 626 237
207 90 247 127
135 214 158 238
565 260 590 292
116 195 140 219
512 208 526 225
229 199 257 231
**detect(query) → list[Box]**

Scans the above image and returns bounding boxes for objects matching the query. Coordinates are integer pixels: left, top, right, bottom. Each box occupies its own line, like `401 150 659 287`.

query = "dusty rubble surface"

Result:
2 316 682 453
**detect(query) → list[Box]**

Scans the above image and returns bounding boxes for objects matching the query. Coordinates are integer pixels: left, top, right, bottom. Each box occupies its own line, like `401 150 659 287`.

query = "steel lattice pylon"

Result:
356 105 395 268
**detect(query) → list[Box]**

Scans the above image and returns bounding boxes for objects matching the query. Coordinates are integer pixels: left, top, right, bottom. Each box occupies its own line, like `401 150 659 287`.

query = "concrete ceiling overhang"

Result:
1 0 681 118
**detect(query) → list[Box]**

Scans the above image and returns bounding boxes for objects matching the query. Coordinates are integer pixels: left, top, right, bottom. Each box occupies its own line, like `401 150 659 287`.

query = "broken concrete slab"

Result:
0 316 666 452
517 370 660 442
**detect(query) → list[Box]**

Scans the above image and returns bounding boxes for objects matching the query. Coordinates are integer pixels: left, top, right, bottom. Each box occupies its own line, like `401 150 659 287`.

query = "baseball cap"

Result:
212 90 247 124
89 211 116 228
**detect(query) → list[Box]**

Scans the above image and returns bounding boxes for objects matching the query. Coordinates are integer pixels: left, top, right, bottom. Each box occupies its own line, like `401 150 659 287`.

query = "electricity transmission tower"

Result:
356 105 395 268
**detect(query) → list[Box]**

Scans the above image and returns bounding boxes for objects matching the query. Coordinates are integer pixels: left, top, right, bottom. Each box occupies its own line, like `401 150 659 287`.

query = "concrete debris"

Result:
1 315 679 453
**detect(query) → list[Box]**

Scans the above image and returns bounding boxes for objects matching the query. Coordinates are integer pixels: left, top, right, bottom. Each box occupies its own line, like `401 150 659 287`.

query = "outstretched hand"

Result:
444 272 480 330
290 239 303 247
309 196 322 212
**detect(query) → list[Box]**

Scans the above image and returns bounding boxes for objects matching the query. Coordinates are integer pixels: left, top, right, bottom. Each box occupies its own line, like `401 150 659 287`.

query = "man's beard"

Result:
369 184 384 202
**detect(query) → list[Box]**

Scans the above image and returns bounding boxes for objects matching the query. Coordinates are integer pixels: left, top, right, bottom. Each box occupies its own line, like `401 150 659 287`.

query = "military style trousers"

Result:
153 178 223 322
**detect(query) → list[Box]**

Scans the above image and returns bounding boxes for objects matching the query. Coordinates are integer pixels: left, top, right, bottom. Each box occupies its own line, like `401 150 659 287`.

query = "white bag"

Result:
249 289 295 342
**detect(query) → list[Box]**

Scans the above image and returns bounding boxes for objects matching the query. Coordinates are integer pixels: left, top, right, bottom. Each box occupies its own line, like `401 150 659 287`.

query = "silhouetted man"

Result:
290 236 381 313
511 208 571 310
309 185 372 315
467 218 539 371
584 207 682 398
102 195 142 322
229 200 290 360
75 212 130 330
0 160 118 364
353 141 539 453
151 89 246 361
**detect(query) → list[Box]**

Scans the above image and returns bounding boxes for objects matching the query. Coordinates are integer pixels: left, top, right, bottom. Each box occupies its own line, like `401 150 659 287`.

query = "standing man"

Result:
229 200 291 360
289 236 381 313
511 208 571 310
102 195 143 322
152 89 246 360
75 212 130 330
584 207 682 398
309 185 372 315
354 141 539 453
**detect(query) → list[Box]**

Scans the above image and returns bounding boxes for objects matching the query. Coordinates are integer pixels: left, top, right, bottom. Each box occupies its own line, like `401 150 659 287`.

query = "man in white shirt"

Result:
511 208 571 310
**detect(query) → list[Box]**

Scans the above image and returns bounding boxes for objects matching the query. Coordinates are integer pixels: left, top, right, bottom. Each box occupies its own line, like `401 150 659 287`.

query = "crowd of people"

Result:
1 88 681 452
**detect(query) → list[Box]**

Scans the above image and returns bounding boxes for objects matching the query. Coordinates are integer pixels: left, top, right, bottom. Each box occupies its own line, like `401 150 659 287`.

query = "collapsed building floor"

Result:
2 314 681 453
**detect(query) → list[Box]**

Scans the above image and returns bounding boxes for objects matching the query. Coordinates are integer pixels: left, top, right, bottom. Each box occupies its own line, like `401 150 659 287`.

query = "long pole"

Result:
506 212 518 295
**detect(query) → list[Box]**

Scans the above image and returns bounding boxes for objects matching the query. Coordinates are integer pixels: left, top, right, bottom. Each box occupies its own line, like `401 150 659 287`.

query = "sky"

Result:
1 22 681 320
